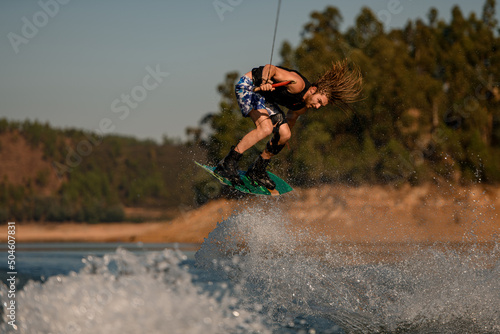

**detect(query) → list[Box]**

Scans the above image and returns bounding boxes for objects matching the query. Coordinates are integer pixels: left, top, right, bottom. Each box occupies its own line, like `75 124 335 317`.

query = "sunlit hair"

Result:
312 59 363 111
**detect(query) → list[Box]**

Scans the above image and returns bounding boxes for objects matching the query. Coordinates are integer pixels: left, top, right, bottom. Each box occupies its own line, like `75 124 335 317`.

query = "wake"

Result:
195 204 500 333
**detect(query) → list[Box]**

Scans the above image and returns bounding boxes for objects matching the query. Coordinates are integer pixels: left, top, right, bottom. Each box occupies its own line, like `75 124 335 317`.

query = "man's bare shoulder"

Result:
274 67 305 93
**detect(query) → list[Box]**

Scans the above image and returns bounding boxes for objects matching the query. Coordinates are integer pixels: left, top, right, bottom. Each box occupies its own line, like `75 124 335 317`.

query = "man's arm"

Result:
286 107 307 130
259 65 305 93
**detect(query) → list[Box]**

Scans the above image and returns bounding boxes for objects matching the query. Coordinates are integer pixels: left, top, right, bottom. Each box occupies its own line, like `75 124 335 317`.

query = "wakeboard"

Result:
195 162 293 196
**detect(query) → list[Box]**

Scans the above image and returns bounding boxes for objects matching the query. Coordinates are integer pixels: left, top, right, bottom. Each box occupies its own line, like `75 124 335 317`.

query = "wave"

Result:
195 206 500 333
2 204 499 333
0 248 270 334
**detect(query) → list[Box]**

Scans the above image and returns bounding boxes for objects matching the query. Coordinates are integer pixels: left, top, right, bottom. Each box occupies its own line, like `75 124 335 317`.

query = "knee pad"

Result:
270 112 286 126
266 136 285 155
266 112 287 155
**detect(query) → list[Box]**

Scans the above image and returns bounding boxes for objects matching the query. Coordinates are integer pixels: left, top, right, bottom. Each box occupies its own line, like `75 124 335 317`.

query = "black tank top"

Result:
251 66 311 111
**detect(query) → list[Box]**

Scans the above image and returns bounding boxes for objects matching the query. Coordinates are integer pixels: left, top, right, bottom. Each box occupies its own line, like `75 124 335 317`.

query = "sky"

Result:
0 0 496 142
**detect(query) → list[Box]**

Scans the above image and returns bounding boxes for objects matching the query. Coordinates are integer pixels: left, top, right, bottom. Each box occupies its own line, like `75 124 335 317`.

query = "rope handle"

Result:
254 80 296 92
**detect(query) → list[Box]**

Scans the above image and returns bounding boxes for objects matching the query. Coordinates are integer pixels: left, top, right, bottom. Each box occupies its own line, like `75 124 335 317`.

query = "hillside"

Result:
0 130 63 196
1 118 499 240
7 183 499 245
136 183 500 244
0 119 203 223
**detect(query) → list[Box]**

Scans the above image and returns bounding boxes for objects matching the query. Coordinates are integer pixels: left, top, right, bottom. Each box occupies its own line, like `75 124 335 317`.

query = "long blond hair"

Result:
313 60 363 111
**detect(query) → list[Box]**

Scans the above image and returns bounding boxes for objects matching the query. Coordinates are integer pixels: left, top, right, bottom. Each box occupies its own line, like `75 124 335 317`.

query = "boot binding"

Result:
246 155 276 190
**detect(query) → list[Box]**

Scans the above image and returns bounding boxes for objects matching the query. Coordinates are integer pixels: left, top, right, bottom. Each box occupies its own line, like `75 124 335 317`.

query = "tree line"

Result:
0 119 204 222
199 1 500 188
2 2 500 222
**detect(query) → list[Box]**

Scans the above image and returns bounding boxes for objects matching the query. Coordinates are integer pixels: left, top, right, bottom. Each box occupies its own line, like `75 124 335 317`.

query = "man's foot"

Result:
246 155 276 190
214 146 244 186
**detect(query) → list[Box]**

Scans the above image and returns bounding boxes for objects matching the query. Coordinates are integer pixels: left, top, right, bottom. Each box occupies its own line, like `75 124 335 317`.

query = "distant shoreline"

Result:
2 222 165 244
4 184 500 245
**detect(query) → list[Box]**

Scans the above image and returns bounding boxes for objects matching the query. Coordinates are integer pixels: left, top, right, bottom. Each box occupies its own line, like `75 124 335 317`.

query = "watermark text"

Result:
6 222 17 330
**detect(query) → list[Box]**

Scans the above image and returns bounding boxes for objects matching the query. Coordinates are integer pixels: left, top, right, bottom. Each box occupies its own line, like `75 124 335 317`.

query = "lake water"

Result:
1 208 500 333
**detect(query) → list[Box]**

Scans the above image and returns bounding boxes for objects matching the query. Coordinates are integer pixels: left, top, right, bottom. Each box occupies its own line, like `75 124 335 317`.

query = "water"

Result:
1 207 500 333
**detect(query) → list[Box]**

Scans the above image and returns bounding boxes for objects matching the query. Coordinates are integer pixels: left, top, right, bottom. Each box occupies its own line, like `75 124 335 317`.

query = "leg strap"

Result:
266 113 286 155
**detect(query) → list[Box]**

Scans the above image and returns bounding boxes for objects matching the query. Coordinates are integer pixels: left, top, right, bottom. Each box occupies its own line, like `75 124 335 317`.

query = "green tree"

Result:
201 1 500 187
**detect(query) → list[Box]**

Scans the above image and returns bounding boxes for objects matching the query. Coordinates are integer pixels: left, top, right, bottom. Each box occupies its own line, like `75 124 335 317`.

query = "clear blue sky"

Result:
0 0 495 142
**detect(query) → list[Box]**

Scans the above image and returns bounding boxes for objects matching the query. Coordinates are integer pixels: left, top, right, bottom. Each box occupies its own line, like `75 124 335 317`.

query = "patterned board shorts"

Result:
235 75 283 117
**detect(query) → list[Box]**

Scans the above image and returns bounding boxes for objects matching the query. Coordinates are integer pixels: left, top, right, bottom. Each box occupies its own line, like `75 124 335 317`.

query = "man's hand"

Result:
258 81 275 92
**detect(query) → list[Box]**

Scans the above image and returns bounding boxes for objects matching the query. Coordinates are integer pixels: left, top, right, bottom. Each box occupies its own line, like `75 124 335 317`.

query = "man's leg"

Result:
234 109 274 154
261 122 291 159
246 122 292 189
215 109 273 185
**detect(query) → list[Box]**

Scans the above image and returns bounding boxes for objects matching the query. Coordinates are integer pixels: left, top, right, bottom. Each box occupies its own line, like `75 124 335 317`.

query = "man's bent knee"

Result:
257 122 274 137
279 128 291 143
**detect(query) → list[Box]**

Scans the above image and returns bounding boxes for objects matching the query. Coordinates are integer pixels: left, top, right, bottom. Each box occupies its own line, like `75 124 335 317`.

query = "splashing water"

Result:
1 204 499 333
196 206 500 333
0 248 269 334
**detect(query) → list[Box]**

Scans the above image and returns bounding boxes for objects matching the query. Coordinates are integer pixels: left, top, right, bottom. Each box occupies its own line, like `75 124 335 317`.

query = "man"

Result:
215 60 363 189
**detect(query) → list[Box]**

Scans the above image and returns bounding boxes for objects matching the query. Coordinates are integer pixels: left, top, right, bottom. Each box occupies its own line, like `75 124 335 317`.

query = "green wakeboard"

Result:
195 161 293 196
